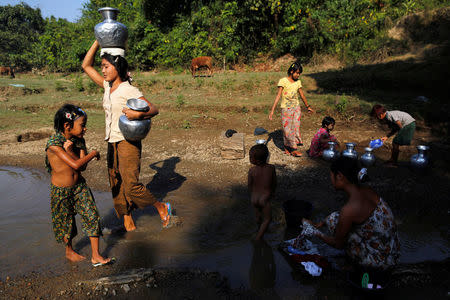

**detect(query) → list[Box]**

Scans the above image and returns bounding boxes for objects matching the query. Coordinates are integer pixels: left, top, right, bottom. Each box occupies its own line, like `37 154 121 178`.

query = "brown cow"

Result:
190 56 213 77
0 66 15 78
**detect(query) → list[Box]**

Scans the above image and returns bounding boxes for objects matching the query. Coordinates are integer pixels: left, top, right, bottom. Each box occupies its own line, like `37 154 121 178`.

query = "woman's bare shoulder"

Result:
360 186 379 202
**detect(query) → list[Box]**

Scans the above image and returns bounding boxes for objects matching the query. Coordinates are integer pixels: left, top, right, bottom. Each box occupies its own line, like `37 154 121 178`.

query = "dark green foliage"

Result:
0 1 447 72
74 76 84 92
0 3 45 69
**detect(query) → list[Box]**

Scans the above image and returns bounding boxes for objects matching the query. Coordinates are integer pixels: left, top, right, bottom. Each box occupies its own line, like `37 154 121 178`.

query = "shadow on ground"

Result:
307 43 450 136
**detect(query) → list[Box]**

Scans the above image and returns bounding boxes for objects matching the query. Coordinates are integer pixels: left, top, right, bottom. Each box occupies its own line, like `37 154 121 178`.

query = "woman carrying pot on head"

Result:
82 41 172 231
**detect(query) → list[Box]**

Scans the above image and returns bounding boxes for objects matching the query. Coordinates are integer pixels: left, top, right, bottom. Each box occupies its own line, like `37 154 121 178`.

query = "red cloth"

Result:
290 253 330 269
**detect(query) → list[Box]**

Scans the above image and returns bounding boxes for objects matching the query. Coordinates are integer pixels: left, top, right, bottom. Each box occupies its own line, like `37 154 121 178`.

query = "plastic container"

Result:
282 200 313 228
369 139 383 149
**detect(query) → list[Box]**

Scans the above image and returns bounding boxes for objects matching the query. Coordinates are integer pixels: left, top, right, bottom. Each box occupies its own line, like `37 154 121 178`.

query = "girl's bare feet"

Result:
123 214 136 231
65 246 86 262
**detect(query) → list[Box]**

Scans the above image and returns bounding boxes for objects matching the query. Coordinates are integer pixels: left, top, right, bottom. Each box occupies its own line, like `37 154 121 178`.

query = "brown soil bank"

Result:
1 263 448 299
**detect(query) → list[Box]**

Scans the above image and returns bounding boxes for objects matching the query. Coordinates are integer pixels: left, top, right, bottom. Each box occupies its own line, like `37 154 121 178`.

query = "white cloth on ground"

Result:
301 262 322 276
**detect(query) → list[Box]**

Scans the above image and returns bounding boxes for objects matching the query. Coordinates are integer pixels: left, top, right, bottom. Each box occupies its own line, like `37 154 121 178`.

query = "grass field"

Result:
0 69 381 133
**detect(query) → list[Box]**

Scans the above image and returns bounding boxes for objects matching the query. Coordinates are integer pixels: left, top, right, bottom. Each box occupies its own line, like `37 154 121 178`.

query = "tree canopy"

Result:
0 0 446 71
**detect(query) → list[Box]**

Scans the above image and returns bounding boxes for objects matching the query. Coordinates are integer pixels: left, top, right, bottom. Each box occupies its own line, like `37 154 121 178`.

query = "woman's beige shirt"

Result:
103 81 143 143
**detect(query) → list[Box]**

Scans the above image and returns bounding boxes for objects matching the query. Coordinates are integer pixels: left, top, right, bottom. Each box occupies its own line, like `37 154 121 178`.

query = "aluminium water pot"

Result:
360 147 376 167
410 145 430 169
118 99 151 141
94 7 128 49
323 141 340 161
342 143 358 160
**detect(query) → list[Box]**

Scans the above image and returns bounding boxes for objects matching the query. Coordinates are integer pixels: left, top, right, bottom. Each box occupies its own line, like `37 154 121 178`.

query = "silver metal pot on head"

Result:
94 7 128 49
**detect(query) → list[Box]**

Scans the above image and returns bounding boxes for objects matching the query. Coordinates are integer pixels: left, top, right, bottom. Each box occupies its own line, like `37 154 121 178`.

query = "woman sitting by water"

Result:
304 157 400 271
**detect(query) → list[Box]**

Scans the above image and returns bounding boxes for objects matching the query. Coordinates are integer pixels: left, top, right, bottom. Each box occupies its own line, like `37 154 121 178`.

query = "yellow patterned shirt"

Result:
277 77 302 108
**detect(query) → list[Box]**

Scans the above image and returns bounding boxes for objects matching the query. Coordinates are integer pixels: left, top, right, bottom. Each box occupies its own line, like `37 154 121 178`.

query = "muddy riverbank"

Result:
0 122 449 299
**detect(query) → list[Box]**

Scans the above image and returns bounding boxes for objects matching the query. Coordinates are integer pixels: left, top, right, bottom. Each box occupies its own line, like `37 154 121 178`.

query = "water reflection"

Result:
0 165 449 296
249 240 276 289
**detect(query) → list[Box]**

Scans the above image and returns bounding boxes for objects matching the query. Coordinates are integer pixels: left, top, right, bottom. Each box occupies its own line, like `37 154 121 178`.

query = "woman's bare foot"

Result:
65 246 86 262
160 203 171 228
91 254 112 266
123 214 136 231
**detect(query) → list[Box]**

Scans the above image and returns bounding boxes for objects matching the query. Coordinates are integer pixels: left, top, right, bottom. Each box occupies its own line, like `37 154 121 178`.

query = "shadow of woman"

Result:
249 240 276 290
146 156 187 201
268 130 284 152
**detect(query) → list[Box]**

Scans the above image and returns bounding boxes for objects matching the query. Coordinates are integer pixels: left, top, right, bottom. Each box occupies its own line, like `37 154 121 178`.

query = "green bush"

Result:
1 1 446 72
182 120 191 129
336 97 348 114
87 81 98 93
176 95 185 109
55 81 66 92
74 76 84 92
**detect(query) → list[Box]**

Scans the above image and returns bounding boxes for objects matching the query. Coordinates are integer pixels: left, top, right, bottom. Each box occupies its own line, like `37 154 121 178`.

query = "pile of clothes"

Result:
281 220 329 276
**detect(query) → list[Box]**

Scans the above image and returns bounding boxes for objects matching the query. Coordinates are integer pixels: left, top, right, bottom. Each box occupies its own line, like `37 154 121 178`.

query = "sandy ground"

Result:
0 113 449 299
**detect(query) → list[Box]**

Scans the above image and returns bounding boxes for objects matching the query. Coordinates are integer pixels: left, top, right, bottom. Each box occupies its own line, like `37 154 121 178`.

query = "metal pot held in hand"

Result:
118 99 151 141
342 143 358 160
94 7 128 49
323 141 340 161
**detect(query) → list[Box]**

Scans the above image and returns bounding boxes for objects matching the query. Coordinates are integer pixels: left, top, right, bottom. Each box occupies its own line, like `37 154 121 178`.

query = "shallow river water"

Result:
0 166 448 297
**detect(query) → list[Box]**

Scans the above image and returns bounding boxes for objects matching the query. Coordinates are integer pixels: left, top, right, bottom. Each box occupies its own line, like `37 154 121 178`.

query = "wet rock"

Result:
168 215 183 227
220 131 245 159
122 284 130 293
80 268 154 285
